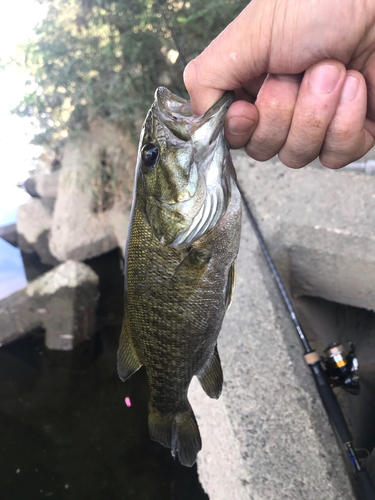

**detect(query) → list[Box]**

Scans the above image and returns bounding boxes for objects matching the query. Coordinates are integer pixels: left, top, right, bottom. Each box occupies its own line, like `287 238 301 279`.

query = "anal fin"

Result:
197 346 223 399
117 322 142 382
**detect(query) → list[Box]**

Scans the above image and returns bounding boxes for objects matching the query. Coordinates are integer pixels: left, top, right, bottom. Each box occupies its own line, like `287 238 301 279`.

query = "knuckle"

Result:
327 124 353 144
246 137 280 162
184 57 218 99
320 131 364 169
279 137 319 168
263 101 292 127
296 112 324 133
278 151 307 169
319 155 345 169
247 148 275 162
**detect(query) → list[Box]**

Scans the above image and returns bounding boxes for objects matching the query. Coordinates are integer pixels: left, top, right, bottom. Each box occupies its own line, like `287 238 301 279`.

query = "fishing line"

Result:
154 3 375 497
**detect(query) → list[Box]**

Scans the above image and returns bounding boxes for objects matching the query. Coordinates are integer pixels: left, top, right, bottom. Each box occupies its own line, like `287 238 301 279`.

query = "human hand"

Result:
184 0 375 168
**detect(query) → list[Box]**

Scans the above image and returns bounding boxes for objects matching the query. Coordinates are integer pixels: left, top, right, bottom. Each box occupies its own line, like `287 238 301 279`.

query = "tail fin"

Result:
148 404 202 467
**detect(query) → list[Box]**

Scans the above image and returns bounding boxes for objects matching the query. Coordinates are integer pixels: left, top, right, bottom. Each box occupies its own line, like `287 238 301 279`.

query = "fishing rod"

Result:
155 2 375 497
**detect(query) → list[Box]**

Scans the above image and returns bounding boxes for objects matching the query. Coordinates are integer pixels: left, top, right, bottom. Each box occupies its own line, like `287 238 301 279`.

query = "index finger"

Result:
183 3 269 116
183 59 225 117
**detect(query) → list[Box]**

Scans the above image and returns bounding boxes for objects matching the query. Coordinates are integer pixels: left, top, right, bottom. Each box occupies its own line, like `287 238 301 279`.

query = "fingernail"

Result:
227 117 254 135
308 65 340 93
340 76 359 102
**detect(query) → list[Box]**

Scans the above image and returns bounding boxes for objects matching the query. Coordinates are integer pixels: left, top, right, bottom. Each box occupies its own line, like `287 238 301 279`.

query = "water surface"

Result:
0 249 208 500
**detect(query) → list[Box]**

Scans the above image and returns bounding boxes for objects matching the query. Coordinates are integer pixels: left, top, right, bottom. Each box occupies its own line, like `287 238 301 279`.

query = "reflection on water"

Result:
0 249 208 500
0 238 27 300
0 185 30 299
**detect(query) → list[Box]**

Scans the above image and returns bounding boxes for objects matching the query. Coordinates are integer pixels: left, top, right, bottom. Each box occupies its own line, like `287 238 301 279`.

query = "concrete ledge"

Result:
0 260 99 350
17 198 59 266
190 213 354 499
188 152 375 499
234 153 375 312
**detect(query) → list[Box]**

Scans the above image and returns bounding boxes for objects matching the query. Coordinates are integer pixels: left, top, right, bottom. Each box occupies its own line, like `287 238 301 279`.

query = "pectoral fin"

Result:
197 346 223 399
225 259 237 310
168 247 211 297
117 323 142 382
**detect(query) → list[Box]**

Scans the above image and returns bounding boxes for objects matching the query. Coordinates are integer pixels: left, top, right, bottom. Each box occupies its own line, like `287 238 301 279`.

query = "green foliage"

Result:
14 0 249 146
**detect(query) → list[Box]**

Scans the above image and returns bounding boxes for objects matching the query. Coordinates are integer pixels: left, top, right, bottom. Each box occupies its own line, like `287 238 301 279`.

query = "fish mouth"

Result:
197 91 235 124
192 90 235 144
155 87 193 120
154 86 235 141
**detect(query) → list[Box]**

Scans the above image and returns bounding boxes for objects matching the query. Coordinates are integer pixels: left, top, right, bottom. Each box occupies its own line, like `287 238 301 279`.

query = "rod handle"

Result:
309 362 352 444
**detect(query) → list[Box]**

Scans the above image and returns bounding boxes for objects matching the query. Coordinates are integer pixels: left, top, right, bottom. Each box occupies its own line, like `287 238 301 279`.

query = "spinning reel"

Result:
321 341 360 394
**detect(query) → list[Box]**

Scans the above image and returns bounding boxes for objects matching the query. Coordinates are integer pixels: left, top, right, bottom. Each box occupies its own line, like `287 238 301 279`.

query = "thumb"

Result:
184 1 272 116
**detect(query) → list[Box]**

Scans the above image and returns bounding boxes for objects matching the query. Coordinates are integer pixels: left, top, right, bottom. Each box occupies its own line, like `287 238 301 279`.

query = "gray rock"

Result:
0 260 99 350
23 170 60 200
34 170 60 199
23 176 39 198
17 198 59 266
49 122 135 261
187 151 375 500
0 223 18 247
107 199 130 253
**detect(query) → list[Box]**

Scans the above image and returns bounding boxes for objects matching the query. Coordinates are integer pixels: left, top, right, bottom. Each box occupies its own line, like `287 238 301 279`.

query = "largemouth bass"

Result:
117 87 241 467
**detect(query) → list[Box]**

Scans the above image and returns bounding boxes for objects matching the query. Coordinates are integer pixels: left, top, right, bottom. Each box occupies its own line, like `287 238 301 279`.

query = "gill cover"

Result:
139 87 235 248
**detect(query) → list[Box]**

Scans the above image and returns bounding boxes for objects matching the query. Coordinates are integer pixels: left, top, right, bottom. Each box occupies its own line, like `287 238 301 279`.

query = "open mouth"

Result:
154 86 235 129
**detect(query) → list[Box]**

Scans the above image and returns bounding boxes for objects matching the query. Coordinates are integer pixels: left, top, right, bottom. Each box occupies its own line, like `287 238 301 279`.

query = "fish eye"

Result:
141 143 159 168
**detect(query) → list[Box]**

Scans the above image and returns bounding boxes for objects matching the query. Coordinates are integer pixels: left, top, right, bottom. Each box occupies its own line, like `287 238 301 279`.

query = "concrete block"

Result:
106 199 130 252
17 198 59 266
34 170 60 199
49 122 136 262
48 140 117 261
189 211 355 499
234 153 375 312
23 170 60 201
187 152 374 499
0 260 99 350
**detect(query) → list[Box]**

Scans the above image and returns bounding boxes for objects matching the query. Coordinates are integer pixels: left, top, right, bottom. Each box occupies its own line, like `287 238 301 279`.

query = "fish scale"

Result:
117 87 241 466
